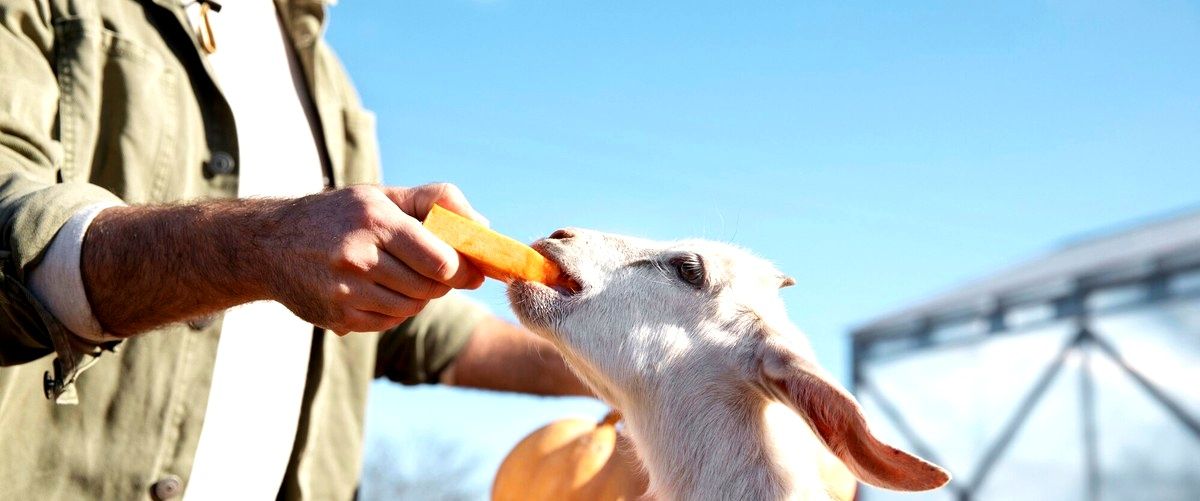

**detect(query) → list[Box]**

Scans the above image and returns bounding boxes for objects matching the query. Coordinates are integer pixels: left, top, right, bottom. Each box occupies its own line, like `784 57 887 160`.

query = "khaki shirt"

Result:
0 0 487 498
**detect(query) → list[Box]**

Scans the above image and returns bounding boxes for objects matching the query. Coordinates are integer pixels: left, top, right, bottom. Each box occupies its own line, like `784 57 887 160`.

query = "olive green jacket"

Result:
0 0 486 499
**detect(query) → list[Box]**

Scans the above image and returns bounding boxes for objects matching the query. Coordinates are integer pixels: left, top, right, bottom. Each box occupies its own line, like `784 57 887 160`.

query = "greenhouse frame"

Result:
850 211 1200 500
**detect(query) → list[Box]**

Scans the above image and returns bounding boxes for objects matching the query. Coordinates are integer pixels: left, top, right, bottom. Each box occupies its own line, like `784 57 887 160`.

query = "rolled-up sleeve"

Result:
0 2 125 402
375 293 491 385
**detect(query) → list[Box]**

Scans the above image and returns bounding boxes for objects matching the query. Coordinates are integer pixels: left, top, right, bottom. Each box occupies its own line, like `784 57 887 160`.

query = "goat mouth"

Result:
549 279 582 296
531 242 583 296
505 239 585 330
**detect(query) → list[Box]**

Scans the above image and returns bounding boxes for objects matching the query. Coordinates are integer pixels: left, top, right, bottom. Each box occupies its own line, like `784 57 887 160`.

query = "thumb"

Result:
384 183 489 227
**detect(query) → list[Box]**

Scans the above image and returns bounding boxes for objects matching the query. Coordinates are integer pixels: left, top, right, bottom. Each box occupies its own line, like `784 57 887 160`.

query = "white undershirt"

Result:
184 2 326 500
28 1 329 498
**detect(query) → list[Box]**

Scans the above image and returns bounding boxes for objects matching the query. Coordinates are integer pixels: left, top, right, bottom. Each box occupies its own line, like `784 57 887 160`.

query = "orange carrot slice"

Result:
423 204 564 285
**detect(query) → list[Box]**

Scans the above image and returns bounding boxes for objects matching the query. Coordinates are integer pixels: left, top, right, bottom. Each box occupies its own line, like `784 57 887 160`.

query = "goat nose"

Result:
549 228 577 240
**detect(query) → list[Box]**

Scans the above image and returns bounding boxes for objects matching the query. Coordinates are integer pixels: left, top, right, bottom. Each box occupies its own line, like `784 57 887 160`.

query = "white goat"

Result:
508 228 949 500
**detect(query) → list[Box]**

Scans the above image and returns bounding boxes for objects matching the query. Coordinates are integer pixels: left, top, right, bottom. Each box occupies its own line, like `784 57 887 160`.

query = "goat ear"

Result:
759 340 950 492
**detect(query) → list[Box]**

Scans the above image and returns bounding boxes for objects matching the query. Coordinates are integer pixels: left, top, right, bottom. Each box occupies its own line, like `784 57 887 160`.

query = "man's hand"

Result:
262 184 485 334
82 183 486 337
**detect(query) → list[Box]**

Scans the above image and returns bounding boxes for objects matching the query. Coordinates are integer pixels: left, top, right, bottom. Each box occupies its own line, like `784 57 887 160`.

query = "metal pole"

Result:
855 378 969 499
1079 342 1100 501
966 330 1082 494
1089 332 1200 441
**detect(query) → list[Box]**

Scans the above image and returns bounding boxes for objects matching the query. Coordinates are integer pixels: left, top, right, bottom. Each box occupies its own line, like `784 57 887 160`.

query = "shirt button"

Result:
42 371 59 399
187 315 216 330
151 475 183 500
204 151 236 176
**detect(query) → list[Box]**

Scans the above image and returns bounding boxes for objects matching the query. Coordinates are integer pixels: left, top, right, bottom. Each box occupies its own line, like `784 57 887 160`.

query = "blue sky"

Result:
325 1 1200 497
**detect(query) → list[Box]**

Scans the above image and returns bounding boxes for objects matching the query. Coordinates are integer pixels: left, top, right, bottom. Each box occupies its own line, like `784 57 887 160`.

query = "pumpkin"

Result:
423 204 564 285
494 410 858 500
492 411 648 501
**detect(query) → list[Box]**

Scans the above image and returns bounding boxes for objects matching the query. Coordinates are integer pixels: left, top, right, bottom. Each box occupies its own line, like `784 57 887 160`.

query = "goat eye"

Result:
668 254 706 288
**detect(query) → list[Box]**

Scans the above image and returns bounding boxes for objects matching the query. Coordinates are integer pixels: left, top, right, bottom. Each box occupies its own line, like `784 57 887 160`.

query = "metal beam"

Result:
853 250 1200 340
856 287 1200 366
1089 332 1200 441
853 263 1200 347
1079 343 1100 501
965 330 1081 494
855 377 970 499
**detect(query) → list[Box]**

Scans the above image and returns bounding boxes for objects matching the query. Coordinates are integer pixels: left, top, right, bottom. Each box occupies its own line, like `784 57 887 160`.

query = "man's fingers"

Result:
461 269 485 290
385 183 489 227
350 283 429 320
339 308 408 334
370 251 453 300
381 217 485 289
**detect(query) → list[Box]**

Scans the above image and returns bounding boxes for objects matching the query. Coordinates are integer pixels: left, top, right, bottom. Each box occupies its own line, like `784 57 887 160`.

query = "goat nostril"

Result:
549 228 576 240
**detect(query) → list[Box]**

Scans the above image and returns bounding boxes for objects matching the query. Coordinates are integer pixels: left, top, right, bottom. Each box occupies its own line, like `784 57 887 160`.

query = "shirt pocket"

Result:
53 17 184 204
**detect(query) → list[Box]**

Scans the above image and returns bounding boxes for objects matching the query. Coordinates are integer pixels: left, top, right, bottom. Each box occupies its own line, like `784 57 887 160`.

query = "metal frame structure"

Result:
850 210 1200 500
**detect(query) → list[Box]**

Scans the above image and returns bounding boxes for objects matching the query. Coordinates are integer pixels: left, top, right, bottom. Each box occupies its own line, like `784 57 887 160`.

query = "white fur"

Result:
508 229 842 500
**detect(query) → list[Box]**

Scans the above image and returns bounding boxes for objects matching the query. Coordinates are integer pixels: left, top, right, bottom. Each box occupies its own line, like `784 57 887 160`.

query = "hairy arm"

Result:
443 316 592 397
82 184 485 337
83 200 273 335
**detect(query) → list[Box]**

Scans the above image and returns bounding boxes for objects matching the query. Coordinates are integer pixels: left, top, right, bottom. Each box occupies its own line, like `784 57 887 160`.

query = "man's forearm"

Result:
82 199 282 336
79 184 487 338
445 316 592 397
